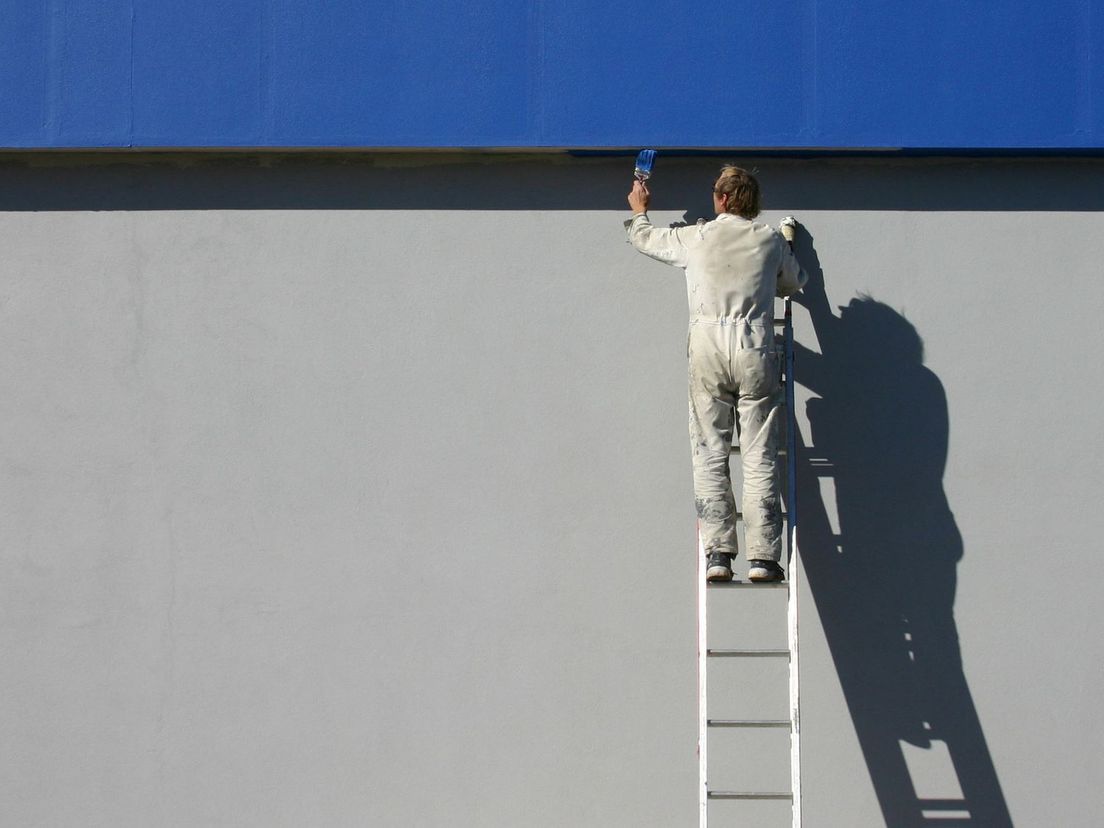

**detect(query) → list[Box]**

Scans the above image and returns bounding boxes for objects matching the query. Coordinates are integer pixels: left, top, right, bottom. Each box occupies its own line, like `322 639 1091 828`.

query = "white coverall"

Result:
626 212 807 562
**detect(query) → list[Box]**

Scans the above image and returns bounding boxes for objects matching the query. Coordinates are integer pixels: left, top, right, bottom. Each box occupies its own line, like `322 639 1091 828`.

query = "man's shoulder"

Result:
748 218 782 236
712 214 783 241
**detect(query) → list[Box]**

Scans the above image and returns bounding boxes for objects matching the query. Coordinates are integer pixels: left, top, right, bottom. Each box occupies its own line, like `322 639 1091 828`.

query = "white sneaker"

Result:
706 553 734 582
748 560 785 582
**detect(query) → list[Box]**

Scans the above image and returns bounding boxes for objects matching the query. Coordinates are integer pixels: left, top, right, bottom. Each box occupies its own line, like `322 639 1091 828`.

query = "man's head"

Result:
712 165 760 219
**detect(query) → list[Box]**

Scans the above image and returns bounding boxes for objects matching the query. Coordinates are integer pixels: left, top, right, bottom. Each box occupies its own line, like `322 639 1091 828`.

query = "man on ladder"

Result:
626 165 806 582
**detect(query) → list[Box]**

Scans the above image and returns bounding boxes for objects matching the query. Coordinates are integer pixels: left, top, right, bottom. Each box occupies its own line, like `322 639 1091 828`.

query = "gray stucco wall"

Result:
1 154 1101 827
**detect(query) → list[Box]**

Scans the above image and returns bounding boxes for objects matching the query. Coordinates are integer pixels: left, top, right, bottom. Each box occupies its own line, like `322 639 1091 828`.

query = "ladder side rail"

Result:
784 297 802 828
697 533 709 828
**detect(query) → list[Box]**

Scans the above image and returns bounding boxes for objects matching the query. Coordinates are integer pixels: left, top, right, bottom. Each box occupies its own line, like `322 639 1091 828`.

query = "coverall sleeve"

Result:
625 213 695 268
776 234 808 297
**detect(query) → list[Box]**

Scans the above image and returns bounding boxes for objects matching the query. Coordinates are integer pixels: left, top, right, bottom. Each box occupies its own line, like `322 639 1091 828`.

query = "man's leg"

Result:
736 391 784 564
688 354 739 567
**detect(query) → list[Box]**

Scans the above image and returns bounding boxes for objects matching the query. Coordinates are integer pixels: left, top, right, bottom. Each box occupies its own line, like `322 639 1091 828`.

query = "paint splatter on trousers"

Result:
688 321 784 563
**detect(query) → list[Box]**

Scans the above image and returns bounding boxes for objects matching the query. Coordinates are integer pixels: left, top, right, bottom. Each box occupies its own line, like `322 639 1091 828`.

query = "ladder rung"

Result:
706 580 787 589
707 648 790 658
917 799 971 811
707 719 790 728
708 790 793 800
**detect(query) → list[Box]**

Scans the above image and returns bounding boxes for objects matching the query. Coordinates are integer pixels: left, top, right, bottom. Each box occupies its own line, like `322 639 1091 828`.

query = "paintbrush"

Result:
633 149 657 182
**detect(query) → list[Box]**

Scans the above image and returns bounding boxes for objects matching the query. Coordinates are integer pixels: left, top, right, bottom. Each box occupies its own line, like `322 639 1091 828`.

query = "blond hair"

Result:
714 165 761 219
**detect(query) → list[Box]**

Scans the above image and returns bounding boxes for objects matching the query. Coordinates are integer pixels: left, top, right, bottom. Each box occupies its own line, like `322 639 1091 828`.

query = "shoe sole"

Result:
747 566 785 583
706 565 733 582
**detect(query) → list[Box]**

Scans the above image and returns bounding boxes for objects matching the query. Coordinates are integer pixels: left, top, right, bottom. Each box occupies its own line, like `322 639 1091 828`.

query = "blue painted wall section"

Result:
1 0 1101 149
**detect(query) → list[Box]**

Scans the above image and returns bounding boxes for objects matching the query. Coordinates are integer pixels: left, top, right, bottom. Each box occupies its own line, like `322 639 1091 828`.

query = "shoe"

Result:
748 559 785 582
706 552 734 582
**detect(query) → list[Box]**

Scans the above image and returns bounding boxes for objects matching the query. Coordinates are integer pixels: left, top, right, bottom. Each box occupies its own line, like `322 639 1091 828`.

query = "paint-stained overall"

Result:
626 210 806 564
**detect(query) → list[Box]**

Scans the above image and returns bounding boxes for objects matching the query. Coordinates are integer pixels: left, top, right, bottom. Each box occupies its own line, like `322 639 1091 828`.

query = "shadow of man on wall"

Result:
790 230 1013 827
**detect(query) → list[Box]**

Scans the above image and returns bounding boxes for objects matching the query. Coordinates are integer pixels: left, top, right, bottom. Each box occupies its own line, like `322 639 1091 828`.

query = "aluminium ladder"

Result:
697 297 800 827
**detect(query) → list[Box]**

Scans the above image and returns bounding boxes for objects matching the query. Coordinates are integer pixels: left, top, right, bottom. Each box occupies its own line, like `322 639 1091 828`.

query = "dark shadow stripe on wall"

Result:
0 153 1103 212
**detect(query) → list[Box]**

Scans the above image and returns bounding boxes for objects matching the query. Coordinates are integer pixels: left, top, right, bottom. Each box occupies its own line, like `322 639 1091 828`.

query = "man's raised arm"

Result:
624 180 693 268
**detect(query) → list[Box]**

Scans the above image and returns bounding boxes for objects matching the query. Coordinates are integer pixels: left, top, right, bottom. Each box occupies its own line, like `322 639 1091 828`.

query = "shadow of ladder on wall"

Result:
697 297 801 828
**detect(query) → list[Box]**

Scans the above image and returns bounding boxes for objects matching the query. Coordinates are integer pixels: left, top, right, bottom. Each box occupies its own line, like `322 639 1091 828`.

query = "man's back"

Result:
625 211 804 349
685 213 791 323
